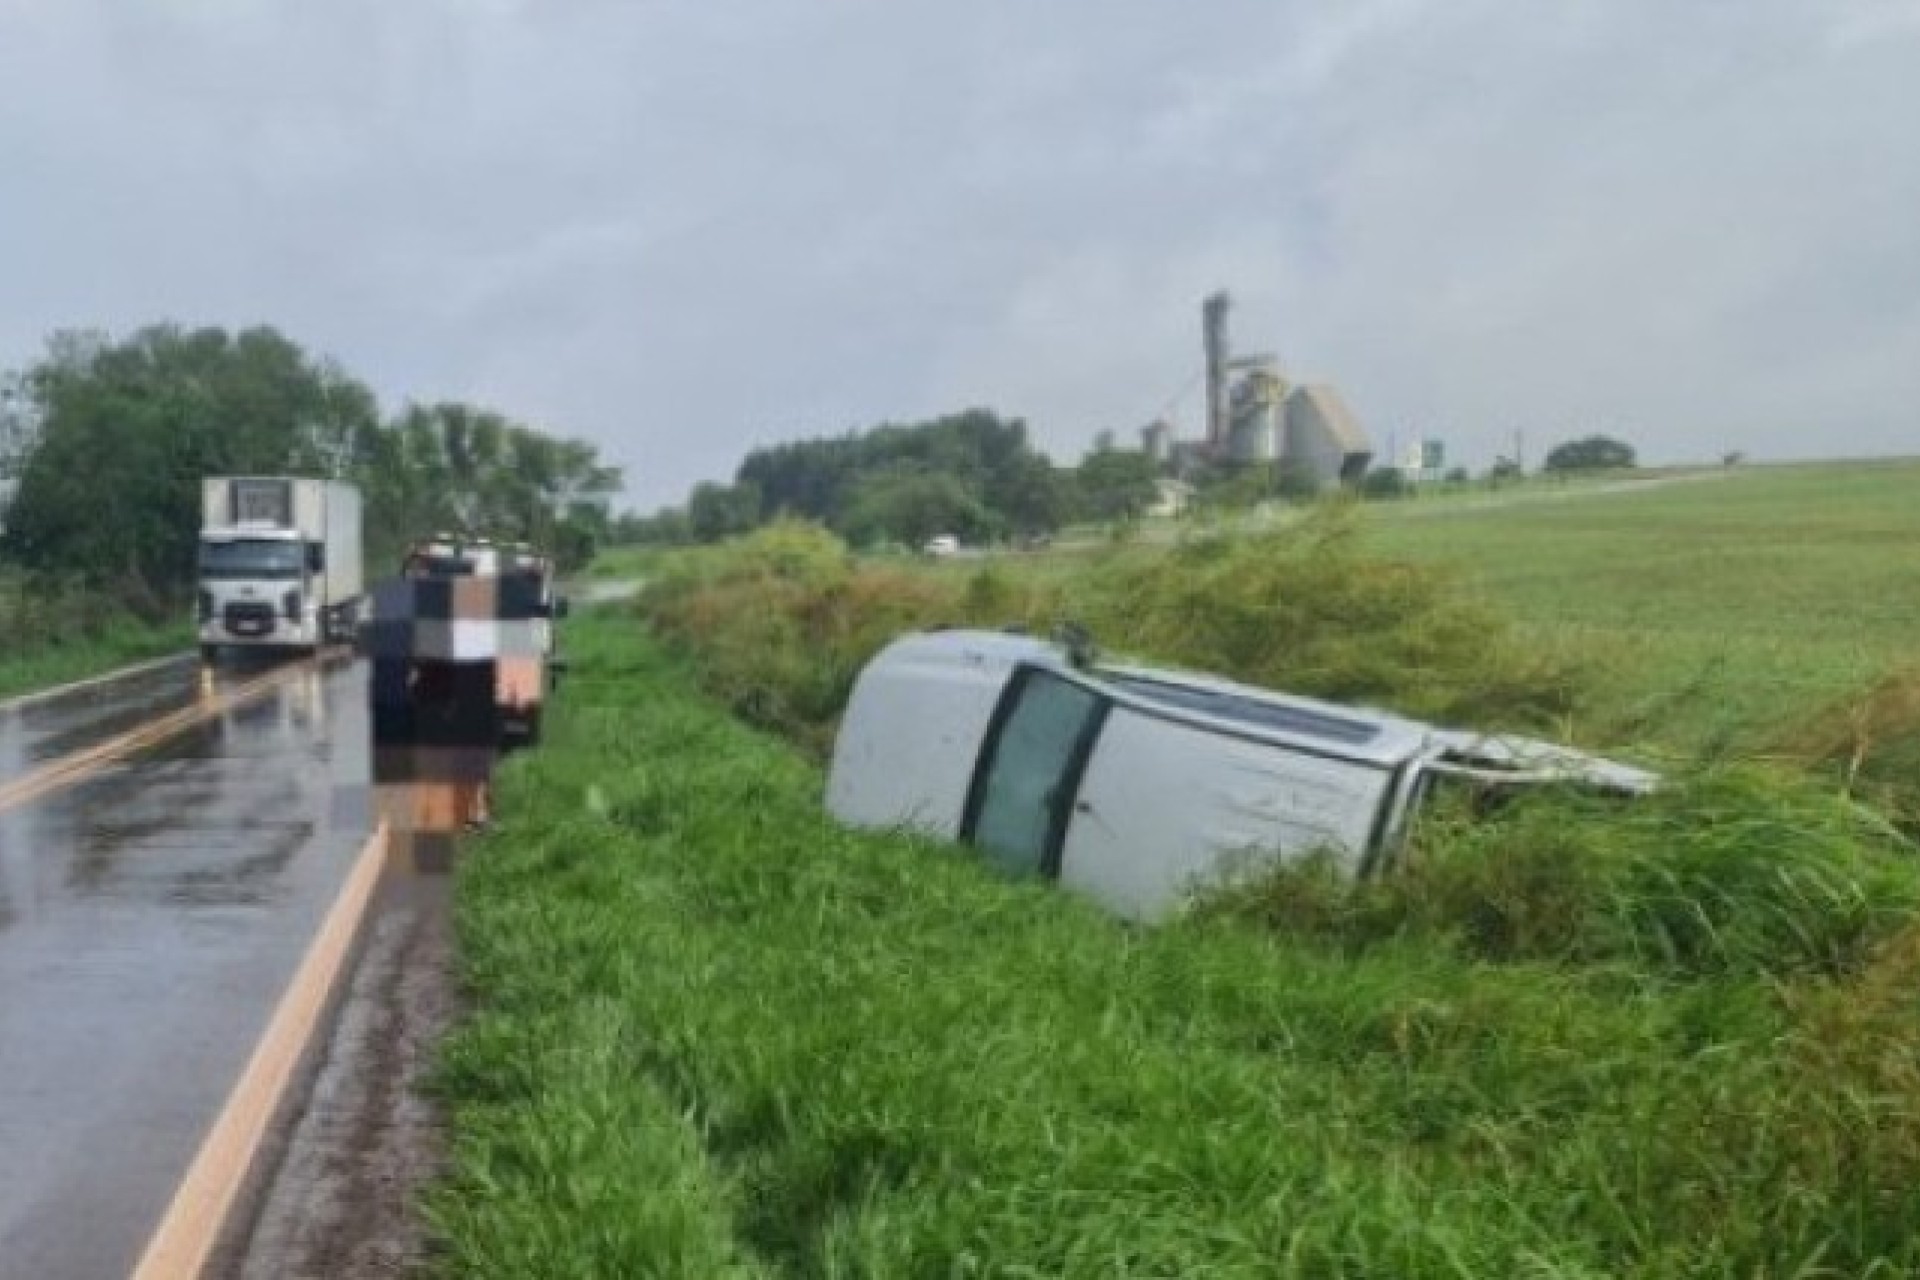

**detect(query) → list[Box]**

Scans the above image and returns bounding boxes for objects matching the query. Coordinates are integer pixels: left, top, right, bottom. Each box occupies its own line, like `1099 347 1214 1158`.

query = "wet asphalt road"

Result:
0 655 374 1280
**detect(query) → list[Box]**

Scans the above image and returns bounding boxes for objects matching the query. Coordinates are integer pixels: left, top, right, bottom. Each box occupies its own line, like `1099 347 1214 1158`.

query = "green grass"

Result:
432 614 1920 1278
586 543 669 581
0 579 190 702
1354 461 1920 753
434 460 1920 1275
0 626 190 702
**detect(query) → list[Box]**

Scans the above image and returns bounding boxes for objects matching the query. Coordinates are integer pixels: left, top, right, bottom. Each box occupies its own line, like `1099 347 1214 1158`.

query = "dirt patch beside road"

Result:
219 871 454 1279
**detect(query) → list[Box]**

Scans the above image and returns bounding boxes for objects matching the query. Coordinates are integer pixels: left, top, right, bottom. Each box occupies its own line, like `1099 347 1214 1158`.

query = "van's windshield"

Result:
198 539 302 579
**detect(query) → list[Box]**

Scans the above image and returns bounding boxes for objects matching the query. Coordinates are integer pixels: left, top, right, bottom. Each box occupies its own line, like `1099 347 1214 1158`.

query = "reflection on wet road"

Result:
0 657 372 1280
0 657 202 770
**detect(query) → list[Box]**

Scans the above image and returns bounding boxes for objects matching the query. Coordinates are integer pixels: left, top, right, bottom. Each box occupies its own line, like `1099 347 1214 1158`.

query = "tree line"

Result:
617 406 1646 548
0 325 618 614
622 410 1164 547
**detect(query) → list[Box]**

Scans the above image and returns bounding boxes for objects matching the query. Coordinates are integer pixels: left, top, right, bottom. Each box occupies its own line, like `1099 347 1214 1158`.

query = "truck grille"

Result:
222 601 277 637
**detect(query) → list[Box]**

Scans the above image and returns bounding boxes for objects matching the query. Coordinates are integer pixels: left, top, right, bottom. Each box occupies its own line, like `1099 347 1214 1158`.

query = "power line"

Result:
1149 365 1204 425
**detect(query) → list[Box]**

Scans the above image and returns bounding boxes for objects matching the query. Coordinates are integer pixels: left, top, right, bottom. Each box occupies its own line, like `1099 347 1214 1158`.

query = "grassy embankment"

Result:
433 614 1920 1276
0 577 189 701
429 461 1920 1275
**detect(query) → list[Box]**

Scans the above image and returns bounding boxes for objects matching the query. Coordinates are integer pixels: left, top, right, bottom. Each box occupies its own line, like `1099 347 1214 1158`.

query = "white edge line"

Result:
128 821 392 1280
0 652 196 716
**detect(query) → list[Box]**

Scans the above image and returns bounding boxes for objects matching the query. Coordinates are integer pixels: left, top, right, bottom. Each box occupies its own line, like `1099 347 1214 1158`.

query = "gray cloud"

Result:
2 0 1915 505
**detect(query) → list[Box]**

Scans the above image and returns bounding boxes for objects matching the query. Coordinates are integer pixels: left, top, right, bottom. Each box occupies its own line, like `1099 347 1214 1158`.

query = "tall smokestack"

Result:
1202 291 1231 449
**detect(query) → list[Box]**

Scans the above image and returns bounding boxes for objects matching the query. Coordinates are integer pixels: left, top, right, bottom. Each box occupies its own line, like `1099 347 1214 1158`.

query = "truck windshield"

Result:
199 540 303 579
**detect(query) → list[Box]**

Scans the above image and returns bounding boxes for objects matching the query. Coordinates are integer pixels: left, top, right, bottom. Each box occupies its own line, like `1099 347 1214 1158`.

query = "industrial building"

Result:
1186 291 1373 486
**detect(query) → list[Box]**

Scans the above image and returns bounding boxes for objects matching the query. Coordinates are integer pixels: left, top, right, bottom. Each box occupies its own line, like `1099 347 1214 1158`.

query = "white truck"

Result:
197 476 364 661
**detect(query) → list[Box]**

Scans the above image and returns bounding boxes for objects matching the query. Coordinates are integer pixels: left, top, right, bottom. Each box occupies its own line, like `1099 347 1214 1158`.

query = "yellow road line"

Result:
0 660 315 817
128 821 392 1280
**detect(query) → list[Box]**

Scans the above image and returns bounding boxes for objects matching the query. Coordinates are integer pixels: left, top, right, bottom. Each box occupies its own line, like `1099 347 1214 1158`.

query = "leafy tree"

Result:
1360 466 1410 500
732 409 1062 538
840 469 994 547
354 402 618 570
1074 446 1160 523
688 481 762 543
1 325 379 608
0 324 621 596
1544 434 1637 472
993 453 1069 537
614 506 692 545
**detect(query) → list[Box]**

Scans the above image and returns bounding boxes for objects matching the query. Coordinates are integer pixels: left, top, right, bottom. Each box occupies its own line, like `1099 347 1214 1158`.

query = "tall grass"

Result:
1781 666 1920 831
639 514 1579 752
1204 767 1918 979
0 575 189 700
432 614 1920 1277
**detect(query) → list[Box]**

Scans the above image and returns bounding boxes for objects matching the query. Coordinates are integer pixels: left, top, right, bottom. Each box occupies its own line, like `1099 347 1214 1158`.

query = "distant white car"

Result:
921 535 960 558
826 630 1656 921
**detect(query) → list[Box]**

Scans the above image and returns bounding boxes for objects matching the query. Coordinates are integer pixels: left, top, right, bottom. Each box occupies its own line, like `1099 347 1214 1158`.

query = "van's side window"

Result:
966 671 1105 878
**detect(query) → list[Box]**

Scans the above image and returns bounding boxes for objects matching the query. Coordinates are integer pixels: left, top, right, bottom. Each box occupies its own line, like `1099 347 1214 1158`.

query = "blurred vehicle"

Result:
921 534 960 558
394 534 568 746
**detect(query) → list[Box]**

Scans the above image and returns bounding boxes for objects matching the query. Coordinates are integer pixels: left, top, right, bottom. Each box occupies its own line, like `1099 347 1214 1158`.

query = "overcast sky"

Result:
2 1 1916 506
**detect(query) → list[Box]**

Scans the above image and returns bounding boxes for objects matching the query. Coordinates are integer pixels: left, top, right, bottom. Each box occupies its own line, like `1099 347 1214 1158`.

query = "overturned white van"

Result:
826 630 1655 921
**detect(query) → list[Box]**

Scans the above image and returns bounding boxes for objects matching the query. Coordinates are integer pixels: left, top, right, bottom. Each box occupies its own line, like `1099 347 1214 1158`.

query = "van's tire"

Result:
323 600 362 648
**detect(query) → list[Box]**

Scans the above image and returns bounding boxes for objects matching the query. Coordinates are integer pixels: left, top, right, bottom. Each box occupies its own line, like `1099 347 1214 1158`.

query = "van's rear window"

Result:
1103 674 1381 746
408 555 476 576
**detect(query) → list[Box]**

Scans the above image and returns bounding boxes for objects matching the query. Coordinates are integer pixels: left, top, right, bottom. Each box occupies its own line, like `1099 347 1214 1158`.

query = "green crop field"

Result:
434 461 1920 1276
1355 461 1920 754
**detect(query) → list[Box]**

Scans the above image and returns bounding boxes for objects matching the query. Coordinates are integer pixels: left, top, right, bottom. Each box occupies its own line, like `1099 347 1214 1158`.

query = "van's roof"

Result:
879 630 1656 793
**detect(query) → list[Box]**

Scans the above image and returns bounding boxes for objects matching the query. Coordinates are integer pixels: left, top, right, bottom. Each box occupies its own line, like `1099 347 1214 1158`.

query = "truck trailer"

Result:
197 476 364 660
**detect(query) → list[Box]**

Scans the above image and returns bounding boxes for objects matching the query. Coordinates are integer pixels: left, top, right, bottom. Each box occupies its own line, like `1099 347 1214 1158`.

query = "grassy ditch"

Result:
632 462 1920 820
639 515 1579 756
432 613 1920 1277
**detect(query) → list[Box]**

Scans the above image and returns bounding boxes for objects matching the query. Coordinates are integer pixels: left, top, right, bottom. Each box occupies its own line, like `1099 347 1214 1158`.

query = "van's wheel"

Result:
326 602 359 648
